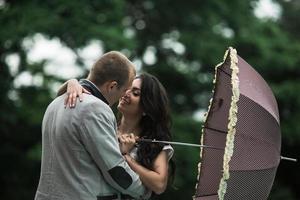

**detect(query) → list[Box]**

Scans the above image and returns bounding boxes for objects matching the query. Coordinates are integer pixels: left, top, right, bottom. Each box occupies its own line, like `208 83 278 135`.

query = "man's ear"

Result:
107 81 118 92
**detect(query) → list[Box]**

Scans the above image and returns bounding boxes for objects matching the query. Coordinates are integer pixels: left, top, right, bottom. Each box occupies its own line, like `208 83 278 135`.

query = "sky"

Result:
254 0 281 19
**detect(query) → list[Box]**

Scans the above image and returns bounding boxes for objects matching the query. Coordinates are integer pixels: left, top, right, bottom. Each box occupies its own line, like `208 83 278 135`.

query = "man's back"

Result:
35 94 147 200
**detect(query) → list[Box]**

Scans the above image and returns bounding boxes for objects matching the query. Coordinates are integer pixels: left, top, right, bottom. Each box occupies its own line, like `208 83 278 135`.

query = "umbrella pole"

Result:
137 138 223 150
280 156 297 162
137 139 298 161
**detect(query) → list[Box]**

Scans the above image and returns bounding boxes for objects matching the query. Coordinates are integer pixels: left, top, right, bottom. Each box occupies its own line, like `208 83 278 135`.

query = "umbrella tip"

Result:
280 156 297 162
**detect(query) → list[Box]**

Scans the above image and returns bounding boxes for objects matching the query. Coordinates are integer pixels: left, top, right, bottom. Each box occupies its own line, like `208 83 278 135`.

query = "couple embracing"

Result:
35 51 175 200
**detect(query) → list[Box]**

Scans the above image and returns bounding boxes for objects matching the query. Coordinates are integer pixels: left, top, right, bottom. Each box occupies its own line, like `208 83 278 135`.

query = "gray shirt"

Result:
35 94 149 200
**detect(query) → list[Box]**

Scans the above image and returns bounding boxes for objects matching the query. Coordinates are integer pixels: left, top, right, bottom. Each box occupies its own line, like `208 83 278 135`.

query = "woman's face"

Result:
117 78 143 117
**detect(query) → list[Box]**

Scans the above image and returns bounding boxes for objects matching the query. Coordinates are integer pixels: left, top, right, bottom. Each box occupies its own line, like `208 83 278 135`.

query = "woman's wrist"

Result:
124 154 132 161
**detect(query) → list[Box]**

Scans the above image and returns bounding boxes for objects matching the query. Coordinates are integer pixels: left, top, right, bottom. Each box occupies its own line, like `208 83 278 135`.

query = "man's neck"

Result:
79 79 109 105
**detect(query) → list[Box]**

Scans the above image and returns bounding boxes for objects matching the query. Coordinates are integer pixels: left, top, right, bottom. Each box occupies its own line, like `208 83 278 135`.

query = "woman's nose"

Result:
124 89 131 97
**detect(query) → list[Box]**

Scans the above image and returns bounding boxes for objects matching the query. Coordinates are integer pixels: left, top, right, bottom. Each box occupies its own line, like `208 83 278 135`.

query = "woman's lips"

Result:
120 97 130 105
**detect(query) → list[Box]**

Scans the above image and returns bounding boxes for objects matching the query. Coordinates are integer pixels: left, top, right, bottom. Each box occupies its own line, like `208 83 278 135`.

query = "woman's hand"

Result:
118 133 138 155
65 79 90 108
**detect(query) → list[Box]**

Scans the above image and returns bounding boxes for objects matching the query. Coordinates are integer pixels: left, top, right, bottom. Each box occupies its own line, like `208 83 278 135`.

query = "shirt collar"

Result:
79 79 109 105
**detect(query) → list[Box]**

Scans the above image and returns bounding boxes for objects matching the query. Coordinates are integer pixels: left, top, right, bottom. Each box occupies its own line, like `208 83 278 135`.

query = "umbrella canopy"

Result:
194 47 281 200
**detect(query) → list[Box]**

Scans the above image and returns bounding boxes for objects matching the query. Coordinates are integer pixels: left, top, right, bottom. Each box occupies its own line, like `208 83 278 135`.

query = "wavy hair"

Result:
135 73 175 182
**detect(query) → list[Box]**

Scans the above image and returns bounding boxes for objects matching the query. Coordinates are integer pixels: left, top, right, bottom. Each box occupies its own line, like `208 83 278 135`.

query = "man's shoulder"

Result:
46 95 65 111
79 94 116 126
82 94 109 106
80 94 112 114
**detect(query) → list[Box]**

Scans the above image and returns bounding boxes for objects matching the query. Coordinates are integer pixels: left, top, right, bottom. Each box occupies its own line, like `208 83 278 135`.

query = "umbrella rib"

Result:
217 67 232 77
196 193 218 198
202 126 228 134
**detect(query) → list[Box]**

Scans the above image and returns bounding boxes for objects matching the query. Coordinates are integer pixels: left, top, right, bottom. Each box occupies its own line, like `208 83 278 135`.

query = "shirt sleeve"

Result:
162 145 174 161
79 101 150 199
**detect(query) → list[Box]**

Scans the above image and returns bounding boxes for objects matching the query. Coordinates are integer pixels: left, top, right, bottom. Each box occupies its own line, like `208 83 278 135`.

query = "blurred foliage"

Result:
0 0 299 199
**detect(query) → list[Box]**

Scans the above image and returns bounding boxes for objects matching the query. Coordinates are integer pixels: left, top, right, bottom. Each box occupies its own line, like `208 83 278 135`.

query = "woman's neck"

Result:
118 115 141 136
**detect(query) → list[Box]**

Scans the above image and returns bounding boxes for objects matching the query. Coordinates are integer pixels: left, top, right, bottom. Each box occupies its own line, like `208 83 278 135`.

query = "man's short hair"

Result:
88 51 135 88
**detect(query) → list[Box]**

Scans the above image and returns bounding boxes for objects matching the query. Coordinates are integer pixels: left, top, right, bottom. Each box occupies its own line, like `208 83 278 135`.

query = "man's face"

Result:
110 69 135 105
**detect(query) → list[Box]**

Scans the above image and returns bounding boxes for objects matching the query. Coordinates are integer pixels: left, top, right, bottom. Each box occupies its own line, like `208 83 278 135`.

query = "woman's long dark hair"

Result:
135 73 175 183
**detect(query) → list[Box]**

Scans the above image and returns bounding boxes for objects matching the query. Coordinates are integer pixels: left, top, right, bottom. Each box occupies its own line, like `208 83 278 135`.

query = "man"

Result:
35 51 150 200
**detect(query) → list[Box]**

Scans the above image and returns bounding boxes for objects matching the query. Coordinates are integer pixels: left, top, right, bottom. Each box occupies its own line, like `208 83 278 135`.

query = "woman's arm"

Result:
124 151 169 194
57 79 90 108
57 80 68 96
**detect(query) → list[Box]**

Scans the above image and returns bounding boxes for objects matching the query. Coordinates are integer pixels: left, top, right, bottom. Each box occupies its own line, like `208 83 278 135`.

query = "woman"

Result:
61 73 175 196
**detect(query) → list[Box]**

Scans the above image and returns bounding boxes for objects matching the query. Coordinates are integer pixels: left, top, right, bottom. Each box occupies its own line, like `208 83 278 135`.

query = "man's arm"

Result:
80 102 150 199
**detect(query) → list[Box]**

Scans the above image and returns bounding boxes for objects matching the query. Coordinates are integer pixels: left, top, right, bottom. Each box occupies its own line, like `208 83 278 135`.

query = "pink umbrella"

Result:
194 47 282 200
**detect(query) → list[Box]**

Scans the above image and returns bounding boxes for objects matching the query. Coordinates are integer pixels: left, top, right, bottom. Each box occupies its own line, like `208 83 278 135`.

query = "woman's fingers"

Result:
118 134 138 155
64 79 90 108
64 92 74 108
83 88 91 94
119 134 130 144
64 93 69 108
121 133 136 144
119 135 126 143
66 92 74 108
78 90 83 102
78 86 90 102
129 134 136 144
